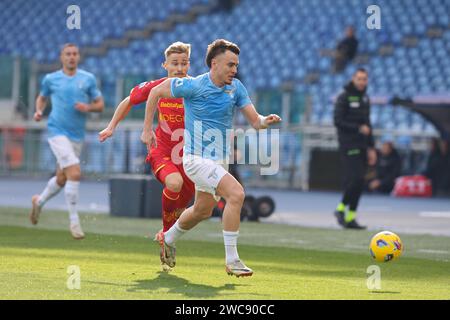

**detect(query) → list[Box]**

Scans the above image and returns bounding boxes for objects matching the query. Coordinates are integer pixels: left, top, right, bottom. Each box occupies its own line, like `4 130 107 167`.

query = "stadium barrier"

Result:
0 120 438 191
109 174 163 218
0 122 437 190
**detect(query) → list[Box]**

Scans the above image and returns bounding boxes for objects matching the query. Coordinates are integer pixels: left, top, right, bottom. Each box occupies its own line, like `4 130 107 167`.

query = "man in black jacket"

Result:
333 68 377 229
425 138 450 195
333 26 359 73
368 141 402 193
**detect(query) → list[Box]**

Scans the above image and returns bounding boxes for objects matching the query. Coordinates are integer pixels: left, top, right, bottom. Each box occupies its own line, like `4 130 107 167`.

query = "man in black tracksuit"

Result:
333 68 377 229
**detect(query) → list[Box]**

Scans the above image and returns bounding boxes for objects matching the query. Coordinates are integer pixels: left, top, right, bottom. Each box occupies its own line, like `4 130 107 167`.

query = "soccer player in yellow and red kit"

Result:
99 42 194 270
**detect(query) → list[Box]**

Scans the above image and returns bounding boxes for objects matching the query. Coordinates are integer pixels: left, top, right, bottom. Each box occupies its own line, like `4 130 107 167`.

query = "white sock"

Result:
223 230 240 264
38 176 62 207
65 181 80 225
164 220 187 246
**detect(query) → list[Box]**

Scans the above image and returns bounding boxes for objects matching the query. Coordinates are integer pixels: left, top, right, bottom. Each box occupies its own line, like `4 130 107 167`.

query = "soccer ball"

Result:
369 231 403 262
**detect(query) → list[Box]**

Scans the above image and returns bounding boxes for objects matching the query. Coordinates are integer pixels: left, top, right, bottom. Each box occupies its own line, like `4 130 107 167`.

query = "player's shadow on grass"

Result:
127 272 266 298
369 291 402 295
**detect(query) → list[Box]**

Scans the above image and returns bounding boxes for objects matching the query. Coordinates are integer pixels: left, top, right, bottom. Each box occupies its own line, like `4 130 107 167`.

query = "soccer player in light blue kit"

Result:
141 39 281 277
30 44 104 239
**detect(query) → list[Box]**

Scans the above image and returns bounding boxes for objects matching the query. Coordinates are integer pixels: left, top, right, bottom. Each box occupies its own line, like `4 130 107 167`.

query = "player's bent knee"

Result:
228 187 245 206
56 171 67 186
218 175 245 205
65 165 81 181
56 176 67 187
69 172 81 181
165 176 183 193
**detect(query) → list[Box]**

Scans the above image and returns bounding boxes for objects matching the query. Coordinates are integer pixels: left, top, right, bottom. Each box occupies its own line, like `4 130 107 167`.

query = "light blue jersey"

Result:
171 73 251 161
40 69 102 142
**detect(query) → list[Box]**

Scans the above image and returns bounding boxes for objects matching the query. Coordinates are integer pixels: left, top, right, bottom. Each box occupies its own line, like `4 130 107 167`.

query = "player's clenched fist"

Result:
33 111 43 122
98 127 114 142
140 129 157 151
264 114 282 126
258 114 282 129
75 102 90 113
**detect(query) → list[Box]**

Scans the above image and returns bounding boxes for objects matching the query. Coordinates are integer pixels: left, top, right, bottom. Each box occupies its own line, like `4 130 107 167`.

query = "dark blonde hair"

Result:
60 43 79 54
164 42 191 60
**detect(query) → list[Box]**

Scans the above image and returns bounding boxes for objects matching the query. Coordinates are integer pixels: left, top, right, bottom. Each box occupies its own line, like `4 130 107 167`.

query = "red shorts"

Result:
147 148 195 208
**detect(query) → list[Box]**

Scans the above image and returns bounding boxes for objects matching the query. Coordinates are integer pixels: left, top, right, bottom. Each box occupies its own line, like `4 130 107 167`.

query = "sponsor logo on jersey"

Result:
160 102 184 109
159 113 184 123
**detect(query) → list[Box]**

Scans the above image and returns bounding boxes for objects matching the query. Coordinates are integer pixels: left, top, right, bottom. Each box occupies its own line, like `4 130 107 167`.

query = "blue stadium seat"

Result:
1 0 447 133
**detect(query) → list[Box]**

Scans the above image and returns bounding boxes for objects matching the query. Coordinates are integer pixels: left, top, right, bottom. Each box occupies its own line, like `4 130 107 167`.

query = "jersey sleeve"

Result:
170 77 194 99
87 74 102 101
39 75 51 97
129 78 166 105
235 79 252 109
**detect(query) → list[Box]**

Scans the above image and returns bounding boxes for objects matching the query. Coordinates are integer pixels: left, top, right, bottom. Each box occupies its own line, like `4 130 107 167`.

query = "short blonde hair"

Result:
164 42 191 60
60 43 79 54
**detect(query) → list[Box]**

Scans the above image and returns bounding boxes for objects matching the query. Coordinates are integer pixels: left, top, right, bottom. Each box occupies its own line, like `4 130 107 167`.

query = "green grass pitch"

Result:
0 207 449 299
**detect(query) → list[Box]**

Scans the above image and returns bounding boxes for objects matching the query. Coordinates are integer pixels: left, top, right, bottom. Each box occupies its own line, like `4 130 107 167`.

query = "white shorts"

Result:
183 154 229 201
48 135 83 169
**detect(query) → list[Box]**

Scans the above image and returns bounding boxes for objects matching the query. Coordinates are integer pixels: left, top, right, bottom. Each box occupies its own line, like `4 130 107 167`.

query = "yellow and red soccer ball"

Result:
369 231 403 262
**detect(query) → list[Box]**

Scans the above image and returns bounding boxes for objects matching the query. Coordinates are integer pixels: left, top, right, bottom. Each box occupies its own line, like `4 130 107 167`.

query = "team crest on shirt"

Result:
224 88 235 98
175 79 184 87
349 96 360 108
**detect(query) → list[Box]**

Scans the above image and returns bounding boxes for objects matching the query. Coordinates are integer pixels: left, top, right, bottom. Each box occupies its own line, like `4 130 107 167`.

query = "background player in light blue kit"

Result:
141 39 281 277
30 43 104 239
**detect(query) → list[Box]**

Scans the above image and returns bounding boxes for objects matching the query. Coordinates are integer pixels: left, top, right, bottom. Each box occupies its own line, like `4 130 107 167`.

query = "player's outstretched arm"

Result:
240 104 282 129
99 96 132 142
141 79 172 149
34 95 48 121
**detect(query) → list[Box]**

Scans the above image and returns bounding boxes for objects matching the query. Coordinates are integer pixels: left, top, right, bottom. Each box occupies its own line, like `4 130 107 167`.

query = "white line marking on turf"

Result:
364 206 391 212
419 212 450 218
417 249 449 254
278 238 309 245
343 244 366 250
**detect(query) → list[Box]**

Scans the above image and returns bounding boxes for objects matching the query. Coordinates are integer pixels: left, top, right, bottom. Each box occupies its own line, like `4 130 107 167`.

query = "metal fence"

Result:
0 55 440 189
0 123 437 190
0 126 149 177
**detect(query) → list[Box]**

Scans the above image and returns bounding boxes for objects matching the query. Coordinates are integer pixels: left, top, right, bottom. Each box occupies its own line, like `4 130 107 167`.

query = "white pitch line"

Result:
419 212 450 218
417 249 450 255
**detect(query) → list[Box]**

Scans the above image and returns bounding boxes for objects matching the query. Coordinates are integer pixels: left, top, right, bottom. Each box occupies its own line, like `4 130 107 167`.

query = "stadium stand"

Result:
83 0 448 133
1 0 448 127
0 0 448 183
0 0 211 62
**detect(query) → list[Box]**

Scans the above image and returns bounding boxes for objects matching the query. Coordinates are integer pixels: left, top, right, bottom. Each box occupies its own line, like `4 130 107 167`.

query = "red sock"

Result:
162 188 181 232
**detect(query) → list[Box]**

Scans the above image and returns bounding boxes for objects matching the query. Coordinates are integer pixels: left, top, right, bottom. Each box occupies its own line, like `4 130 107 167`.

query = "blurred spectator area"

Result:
0 0 449 189
0 0 448 132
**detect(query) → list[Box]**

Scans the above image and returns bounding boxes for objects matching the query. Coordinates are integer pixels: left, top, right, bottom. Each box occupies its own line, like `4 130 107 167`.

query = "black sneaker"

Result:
334 210 346 227
344 219 367 230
